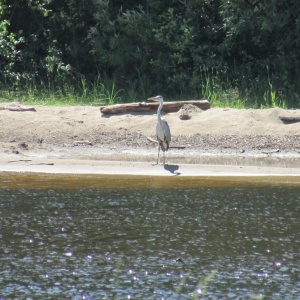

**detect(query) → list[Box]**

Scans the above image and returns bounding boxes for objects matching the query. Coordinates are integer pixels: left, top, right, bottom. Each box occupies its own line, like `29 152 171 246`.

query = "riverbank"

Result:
0 102 299 180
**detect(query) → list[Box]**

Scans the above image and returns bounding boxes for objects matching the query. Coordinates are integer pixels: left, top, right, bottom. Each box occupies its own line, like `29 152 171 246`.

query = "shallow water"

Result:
0 175 300 299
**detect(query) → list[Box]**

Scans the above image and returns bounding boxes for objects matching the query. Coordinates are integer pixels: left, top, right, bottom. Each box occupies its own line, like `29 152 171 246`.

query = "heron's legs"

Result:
156 144 160 164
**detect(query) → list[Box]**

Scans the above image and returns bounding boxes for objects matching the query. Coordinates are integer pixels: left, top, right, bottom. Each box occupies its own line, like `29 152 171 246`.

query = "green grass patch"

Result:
0 78 123 106
0 76 297 109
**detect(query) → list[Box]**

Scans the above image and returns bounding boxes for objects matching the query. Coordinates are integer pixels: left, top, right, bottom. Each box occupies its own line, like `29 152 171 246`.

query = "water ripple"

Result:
0 185 299 299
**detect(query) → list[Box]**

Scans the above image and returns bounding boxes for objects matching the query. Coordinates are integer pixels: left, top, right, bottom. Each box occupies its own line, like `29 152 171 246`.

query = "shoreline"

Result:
0 104 299 185
1 155 300 181
0 146 300 178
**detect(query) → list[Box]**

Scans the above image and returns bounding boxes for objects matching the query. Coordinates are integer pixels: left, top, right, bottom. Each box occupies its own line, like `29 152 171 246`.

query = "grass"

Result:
204 84 290 109
0 78 123 106
198 67 293 109
0 76 297 108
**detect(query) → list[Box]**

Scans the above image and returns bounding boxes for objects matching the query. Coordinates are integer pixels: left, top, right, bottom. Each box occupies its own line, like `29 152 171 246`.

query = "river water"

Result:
0 174 299 299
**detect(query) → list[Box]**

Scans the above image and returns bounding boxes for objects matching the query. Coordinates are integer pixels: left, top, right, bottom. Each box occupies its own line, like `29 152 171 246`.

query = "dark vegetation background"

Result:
0 0 299 107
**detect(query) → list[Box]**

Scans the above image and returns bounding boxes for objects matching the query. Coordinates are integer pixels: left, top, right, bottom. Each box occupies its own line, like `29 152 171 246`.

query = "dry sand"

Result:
0 101 299 180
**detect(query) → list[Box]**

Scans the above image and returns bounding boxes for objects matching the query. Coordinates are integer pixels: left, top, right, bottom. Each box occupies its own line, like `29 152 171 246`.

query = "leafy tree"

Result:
0 0 299 105
220 0 300 103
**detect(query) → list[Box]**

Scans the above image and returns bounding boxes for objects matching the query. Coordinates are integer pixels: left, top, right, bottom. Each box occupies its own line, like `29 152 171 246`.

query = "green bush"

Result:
0 0 299 107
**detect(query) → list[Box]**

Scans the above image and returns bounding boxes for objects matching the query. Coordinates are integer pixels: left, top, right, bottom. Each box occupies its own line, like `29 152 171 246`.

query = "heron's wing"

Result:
156 119 171 151
162 120 171 142
156 119 171 142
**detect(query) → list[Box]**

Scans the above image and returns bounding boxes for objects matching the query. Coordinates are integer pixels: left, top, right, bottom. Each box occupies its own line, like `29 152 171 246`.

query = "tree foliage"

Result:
0 0 299 105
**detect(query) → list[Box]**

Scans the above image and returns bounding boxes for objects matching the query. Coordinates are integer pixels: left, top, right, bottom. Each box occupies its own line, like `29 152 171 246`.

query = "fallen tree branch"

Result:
100 100 210 115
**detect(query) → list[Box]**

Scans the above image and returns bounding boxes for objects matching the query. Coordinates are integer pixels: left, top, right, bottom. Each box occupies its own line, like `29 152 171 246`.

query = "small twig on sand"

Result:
169 146 187 149
147 137 158 144
73 140 93 146
30 163 54 166
8 159 32 163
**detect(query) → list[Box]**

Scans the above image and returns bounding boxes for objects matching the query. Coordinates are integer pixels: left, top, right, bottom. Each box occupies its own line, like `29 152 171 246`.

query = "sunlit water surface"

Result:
0 177 300 299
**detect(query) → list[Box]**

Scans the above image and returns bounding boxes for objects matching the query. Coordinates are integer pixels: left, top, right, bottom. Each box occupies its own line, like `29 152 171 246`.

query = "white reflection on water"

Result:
0 185 299 299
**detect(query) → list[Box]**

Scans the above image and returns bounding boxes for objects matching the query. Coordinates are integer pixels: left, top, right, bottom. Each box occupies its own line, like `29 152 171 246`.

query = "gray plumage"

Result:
147 95 171 164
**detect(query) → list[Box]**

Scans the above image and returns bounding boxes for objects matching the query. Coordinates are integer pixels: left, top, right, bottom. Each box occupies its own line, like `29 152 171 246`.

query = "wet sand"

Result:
1 156 300 185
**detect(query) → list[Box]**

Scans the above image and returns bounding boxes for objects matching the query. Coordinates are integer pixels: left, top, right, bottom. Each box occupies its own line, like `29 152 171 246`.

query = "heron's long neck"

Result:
157 100 163 121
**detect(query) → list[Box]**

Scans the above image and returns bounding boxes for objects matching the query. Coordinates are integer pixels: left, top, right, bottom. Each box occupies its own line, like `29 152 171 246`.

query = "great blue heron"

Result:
147 95 171 165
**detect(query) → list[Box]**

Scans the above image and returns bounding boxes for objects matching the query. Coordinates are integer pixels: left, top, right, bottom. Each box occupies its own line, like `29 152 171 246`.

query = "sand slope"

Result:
0 102 299 177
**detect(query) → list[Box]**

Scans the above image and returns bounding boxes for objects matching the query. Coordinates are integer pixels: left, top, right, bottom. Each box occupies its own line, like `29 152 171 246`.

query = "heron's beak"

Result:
147 97 158 102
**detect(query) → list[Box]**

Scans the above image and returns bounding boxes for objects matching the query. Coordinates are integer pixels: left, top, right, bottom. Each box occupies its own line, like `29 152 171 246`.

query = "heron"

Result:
147 95 171 165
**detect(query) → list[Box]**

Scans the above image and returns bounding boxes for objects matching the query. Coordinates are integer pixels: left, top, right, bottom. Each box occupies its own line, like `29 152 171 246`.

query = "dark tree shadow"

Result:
164 164 181 175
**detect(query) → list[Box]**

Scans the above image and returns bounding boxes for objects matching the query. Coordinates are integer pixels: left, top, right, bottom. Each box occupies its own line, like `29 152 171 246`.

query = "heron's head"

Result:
147 95 163 103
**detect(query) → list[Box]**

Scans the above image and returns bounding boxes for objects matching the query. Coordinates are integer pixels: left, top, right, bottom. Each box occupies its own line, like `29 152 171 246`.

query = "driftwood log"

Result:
0 104 36 112
279 115 300 124
100 100 210 114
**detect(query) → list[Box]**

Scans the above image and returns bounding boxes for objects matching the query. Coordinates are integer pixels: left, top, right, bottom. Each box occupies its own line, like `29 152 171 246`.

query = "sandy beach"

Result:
0 101 299 181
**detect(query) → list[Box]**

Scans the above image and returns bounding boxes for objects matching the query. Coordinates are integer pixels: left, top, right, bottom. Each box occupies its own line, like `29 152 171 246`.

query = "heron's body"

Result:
147 95 171 164
156 116 170 151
